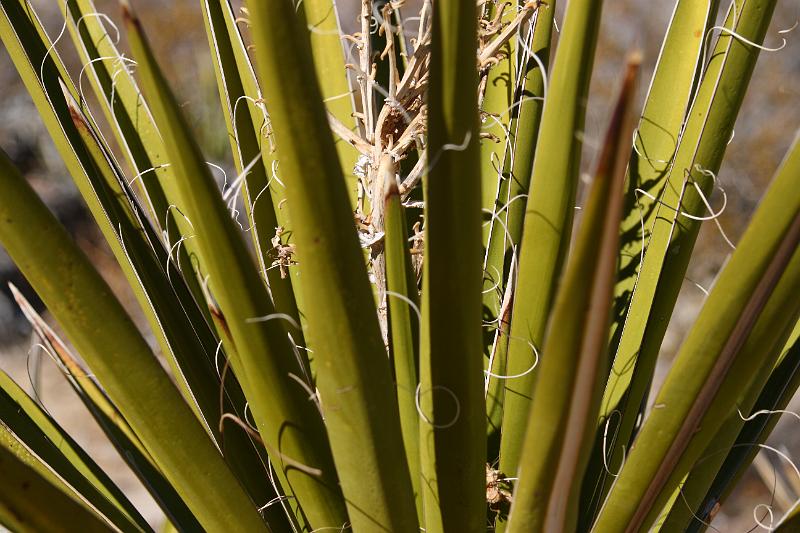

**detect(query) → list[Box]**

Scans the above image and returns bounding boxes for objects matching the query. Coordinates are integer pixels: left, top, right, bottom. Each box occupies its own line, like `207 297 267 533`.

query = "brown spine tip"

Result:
627 50 644 69
119 1 140 30
381 154 400 203
56 79 89 131
593 56 640 179
68 105 86 130
385 176 400 199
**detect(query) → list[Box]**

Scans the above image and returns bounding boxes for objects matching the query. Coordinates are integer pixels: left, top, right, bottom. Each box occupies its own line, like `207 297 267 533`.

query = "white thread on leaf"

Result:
415 384 461 429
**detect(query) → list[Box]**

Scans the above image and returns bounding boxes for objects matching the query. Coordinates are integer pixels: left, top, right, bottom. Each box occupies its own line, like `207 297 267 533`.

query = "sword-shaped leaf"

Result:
0 142 266 531
122 4 345 529
506 56 639 533
0 442 114 533
593 91 800 533
483 0 554 447
11 287 203 533
417 1 484 531
500 0 604 477
0 4 272 503
595 1 772 507
0 360 148 532
382 154 422 517
582 1 721 522
245 1 418 530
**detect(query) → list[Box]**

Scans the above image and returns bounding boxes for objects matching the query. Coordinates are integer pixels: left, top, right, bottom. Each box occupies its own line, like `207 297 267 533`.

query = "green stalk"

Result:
245 2 420 530
418 1 484 531
593 107 800 533
505 57 638 533
0 149 267 531
500 0 604 476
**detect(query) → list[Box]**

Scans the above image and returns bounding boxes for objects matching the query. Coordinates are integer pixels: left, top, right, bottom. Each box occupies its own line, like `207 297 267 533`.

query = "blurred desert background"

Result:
0 1 798 530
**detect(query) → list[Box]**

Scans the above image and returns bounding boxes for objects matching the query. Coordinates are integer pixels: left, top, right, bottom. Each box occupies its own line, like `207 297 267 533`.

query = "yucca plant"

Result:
0 0 797 531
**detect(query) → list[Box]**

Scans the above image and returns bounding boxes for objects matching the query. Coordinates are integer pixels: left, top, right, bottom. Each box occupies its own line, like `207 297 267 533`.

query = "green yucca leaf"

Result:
122 4 346 529
382 154 422 516
0 144 266 531
595 0 773 504
506 56 639 533
0 362 148 532
489 1 553 264
683 321 800 531
201 0 307 375
500 0 604 477
246 1 418 530
4 0 271 512
0 0 795 530
0 0 188 377
10 287 203 532
60 0 211 321
302 0 360 197
0 4 267 499
0 442 114 533
583 0 721 521
61 0 172 234
12 287 149 459
593 106 799 533
480 0 547 315
68 87 280 513
206 1 292 235
659 323 800 531
607 0 720 357
479 0 518 247
484 1 555 444
485 271 514 447
200 4 310 523
186 7 308 514
418 1 484 531
657 139 800 532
